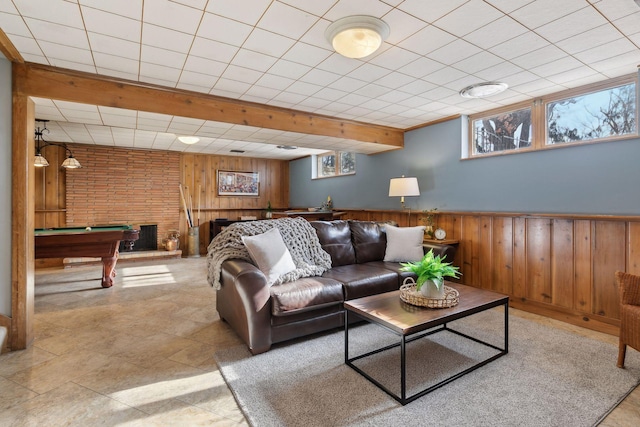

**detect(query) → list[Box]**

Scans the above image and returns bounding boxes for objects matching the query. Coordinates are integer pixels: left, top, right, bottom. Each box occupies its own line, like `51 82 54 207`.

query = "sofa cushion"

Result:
242 228 296 287
383 225 426 262
366 260 417 286
270 276 345 316
322 264 399 300
350 220 388 264
310 220 356 266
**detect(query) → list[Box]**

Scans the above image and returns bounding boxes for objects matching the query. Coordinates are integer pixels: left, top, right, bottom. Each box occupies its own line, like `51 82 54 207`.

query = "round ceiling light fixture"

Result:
459 82 509 99
325 15 390 59
178 136 200 144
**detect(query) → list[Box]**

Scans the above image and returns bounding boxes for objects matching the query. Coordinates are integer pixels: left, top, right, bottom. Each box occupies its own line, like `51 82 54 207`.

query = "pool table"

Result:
34 225 140 288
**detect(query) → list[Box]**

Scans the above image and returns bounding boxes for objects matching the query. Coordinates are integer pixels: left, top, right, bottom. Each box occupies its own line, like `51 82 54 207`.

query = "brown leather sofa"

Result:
216 220 456 354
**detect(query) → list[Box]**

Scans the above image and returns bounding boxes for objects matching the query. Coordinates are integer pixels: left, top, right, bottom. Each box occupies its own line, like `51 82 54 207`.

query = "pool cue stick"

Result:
197 184 201 226
187 187 194 227
179 184 191 227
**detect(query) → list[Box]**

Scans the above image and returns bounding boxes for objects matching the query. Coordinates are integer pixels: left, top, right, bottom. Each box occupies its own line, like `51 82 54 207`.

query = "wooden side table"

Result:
423 238 459 246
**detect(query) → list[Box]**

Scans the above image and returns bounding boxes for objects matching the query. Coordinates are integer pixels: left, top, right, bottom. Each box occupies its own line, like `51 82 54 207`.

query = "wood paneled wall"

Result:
34 146 290 256
343 209 638 335
179 153 289 253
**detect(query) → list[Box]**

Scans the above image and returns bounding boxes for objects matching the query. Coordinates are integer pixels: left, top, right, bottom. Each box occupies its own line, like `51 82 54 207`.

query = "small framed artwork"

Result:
217 170 259 196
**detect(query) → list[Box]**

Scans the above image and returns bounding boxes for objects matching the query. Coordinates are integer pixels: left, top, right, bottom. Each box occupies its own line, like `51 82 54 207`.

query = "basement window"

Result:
312 151 356 179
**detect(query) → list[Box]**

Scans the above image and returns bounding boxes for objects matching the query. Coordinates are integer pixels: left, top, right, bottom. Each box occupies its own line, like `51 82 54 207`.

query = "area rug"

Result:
215 309 640 427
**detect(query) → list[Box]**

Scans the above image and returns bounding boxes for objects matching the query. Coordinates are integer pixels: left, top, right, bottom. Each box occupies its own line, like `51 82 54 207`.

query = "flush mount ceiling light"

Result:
459 82 509 99
277 145 298 150
325 15 390 59
178 136 200 144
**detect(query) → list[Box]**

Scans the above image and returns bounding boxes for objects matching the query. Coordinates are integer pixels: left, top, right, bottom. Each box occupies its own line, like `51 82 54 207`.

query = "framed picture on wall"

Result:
217 170 259 196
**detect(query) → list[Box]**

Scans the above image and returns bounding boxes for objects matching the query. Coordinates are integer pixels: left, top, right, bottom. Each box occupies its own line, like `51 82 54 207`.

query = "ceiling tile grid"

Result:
3 0 640 158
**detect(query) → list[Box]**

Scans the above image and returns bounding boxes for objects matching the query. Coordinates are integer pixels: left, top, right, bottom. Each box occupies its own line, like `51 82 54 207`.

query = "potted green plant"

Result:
400 249 461 298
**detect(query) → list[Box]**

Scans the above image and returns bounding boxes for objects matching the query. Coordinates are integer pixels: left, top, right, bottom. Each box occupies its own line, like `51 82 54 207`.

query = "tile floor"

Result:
0 258 638 426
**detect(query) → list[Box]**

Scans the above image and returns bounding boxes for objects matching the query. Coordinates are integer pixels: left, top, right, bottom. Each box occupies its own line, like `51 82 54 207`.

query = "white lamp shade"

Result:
325 15 390 59
34 154 49 167
389 177 420 197
61 156 82 169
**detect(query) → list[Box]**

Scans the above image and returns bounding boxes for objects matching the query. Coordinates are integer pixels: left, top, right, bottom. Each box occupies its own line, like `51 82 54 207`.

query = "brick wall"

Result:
65 144 181 249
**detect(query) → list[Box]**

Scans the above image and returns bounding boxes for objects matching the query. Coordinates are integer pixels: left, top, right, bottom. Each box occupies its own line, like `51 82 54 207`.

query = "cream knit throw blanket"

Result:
206 217 332 290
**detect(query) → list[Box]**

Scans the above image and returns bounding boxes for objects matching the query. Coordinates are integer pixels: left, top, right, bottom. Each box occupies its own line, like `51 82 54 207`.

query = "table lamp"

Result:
389 176 420 209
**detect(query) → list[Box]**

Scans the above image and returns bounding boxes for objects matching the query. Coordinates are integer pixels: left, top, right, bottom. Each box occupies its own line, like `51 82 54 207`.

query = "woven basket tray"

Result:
399 279 459 309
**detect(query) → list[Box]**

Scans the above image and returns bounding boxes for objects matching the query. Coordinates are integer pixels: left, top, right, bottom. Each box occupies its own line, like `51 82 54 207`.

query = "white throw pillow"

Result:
242 228 297 286
383 225 426 262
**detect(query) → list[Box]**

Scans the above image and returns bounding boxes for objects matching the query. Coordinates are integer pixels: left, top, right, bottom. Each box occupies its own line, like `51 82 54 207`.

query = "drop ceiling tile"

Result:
99 106 137 117
141 45 187 68
88 33 140 60
178 70 218 88
324 0 392 21
573 38 636 63
231 49 277 72
81 6 141 42
338 93 371 107
0 12 32 37
329 76 368 92
38 40 93 64
213 78 252 95
197 13 252 46
243 28 297 59
434 0 503 37
545 66 600 85
268 59 312 79
483 0 535 14
369 46 421 70
353 83 392 98
530 56 585 78
143 0 202 34
79 0 143 20
380 9 429 44
612 12 640 36
49 59 97 73
21 53 48 64
96 68 139 81
6 34 44 56
205 0 271 26
258 1 319 39
397 25 457 56
13 0 84 29
398 0 469 23
555 25 623 55
428 39 482 65
93 52 140 74
34 107 66 121
509 0 586 29
474 61 525 81
189 37 238 63
0 1 17 13
510 44 566 69
488 31 549 60
25 18 90 49
313 87 349 102
423 67 467 85
589 50 640 74
347 63 391 82
397 57 445 79
256 73 295 90
279 0 334 17
142 23 194 53
375 72 416 90
501 70 539 87
101 114 138 128
593 0 640 21
244 85 280 100
464 16 529 50
283 42 332 68
221 65 263 84
285 81 323 96
183 55 227 77
453 51 504 74
535 7 608 43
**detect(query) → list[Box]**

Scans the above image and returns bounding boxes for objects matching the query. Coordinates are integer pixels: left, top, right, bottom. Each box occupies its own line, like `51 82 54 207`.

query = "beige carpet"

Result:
215 308 640 427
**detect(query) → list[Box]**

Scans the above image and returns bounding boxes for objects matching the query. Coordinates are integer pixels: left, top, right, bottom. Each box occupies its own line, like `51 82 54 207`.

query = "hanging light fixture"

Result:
325 15 390 59
34 119 82 169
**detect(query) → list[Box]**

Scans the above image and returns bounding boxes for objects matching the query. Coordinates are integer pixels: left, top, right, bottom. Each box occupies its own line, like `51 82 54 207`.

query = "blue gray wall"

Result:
1 56 11 316
290 116 640 215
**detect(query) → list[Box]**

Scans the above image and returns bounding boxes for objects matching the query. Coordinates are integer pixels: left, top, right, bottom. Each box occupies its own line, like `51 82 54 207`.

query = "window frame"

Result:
466 73 638 159
312 151 356 179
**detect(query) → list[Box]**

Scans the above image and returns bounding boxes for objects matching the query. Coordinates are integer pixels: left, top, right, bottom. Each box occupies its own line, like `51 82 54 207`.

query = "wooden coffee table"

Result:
344 282 509 405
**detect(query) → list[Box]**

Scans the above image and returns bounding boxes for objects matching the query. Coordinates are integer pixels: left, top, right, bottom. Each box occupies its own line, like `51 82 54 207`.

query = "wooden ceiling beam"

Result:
14 62 404 148
0 29 23 63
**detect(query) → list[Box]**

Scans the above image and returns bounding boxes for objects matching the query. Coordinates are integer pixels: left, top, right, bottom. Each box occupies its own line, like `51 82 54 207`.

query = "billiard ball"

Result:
85 226 91 231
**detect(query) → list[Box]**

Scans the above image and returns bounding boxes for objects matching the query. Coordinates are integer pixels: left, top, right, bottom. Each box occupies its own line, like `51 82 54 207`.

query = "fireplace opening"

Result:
120 224 157 252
